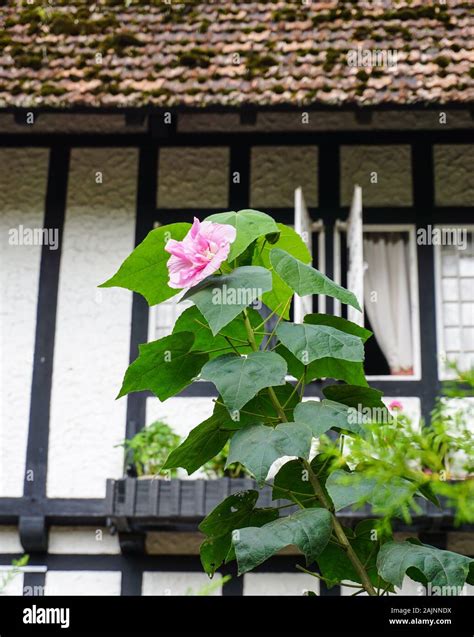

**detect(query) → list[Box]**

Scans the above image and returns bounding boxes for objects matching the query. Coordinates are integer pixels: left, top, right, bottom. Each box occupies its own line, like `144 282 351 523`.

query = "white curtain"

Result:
363 235 413 374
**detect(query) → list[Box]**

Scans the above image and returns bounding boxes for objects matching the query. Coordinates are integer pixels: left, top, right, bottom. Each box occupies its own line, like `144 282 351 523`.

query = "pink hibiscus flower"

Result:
165 217 236 289
388 400 403 411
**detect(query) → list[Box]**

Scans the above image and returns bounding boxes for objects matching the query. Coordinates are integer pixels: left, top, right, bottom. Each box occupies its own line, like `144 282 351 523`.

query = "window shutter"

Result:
293 186 313 323
347 185 364 326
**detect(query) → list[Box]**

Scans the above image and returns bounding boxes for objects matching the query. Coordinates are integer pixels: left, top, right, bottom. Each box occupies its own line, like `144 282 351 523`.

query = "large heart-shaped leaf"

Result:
377 540 474 589
199 490 279 576
233 508 332 574
294 400 364 437
99 223 191 305
318 519 393 589
272 454 334 507
213 383 300 427
172 305 263 358
162 409 241 475
277 343 368 387
270 249 361 312
182 266 272 335
117 332 208 401
226 421 312 484
253 224 311 319
276 323 364 365
322 384 390 423
325 470 415 513
205 209 279 261
200 351 287 412
201 507 279 576
304 313 372 342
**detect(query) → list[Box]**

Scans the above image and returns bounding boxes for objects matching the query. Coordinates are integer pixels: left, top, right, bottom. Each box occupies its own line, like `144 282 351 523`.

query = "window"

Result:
334 224 421 380
148 292 192 341
434 226 474 379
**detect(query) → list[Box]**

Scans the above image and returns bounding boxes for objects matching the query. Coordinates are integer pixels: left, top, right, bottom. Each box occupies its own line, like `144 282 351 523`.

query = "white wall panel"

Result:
0 571 24 596
340 145 412 206
45 571 121 596
142 571 222 596
0 148 48 496
341 576 420 596
243 572 318 596
47 148 137 498
48 527 120 554
0 527 22 553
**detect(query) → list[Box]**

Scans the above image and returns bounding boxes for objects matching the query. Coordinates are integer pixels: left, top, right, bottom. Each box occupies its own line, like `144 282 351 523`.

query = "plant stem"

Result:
242 309 288 422
302 459 377 596
241 308 377 597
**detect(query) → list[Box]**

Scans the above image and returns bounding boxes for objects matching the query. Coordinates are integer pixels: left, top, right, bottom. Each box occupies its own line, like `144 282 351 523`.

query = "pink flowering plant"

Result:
101 209 473 596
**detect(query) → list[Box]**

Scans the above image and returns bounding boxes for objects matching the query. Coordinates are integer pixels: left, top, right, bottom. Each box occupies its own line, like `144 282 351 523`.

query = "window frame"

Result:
433 223 474 381
333 222 421 382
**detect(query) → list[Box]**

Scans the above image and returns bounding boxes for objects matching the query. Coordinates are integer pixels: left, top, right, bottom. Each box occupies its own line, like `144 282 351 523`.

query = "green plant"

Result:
0 555 29 594
120 421 180 477
101 210 474 596
202 442 247 479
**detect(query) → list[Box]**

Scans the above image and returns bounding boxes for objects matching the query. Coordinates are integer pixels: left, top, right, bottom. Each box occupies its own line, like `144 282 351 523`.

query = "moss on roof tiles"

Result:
0 0 471 108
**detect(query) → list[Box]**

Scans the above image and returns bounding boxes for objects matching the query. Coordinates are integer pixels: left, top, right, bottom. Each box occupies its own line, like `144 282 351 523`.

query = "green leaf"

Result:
182 266 272 335
200 535 233 577
99 223 191 305
233 508 332 574
318 519 393 589
213 382 300 426
226 422 312 485
199 490 260 537
200 351 287 412
325 470 415 513
272 454 334 507
304 313 372 343
205 209 279 261
253 224 311 319
276 344 368 387
172 305 263 359
322 384 390 422
294 400 364 437
117 332 208 401
162 408 240 475
377 540 474 589
199 490 279 576
276 323 365 365
270 248 361 312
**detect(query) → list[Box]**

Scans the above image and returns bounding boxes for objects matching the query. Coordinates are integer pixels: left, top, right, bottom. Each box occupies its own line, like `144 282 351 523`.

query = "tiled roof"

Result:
0 0 472 109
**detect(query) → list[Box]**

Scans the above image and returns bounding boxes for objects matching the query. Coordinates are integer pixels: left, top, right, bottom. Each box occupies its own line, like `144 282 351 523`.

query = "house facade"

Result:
0 1 473 596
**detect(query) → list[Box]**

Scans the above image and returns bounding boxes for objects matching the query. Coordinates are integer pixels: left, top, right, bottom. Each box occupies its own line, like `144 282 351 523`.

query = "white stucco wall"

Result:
142 571 222 596
0 527 22 553
44 571 121 596
340 145 412 206
0 148 48 497
47 148 136 498
250 146 318 208
243 572 318 596
434 144 474 206
48 527 120 554
157 146 229 209
0 571 24 596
